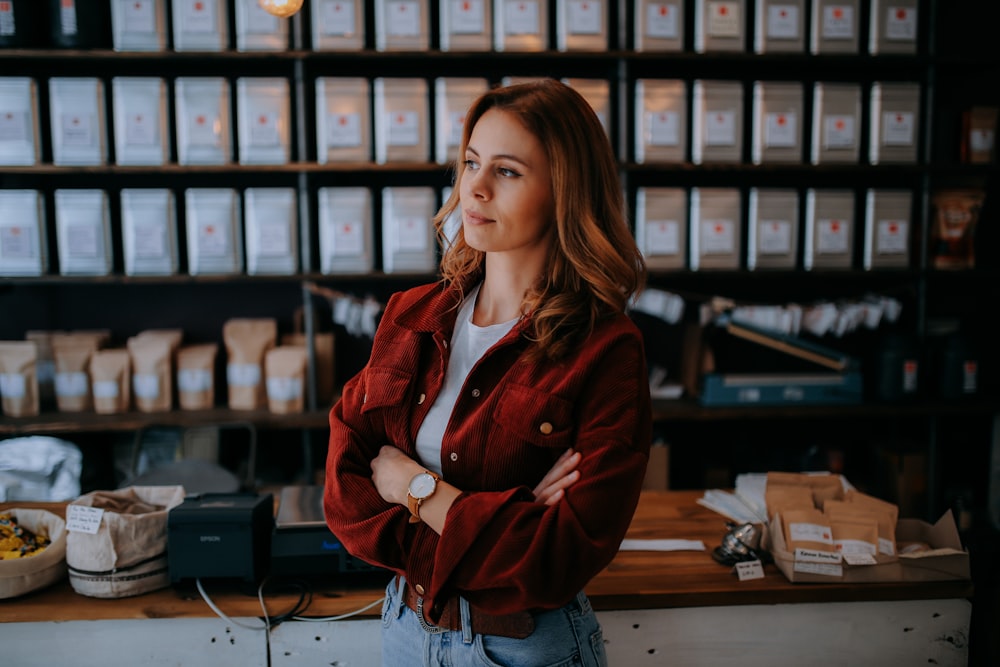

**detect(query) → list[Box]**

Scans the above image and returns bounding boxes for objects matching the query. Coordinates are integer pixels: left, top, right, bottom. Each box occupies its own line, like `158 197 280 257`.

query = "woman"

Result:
324 79 652 666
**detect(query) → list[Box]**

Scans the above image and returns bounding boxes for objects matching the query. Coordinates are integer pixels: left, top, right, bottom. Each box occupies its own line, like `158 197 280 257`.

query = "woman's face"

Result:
459 109 555 259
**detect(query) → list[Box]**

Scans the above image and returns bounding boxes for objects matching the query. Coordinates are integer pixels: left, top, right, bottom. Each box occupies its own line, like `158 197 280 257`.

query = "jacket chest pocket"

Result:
493 383 574 450
361 367 413 442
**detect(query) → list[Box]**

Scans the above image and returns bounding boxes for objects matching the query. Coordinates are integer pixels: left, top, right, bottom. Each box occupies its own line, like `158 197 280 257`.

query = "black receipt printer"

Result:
270 485 386 578
167 492 274 584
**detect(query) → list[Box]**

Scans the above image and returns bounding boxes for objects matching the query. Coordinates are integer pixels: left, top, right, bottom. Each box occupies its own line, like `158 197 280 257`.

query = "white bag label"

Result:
66 504 104 534
227 363 261 387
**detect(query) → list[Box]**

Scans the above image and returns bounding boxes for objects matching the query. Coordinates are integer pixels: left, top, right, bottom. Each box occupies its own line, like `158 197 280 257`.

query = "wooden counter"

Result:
0 491 975 667
0 490 972 622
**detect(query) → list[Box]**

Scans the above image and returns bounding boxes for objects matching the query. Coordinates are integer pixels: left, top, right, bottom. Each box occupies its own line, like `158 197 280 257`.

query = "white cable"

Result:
292 596 385 622
196 577 382 625
196 578 269 632
257 579 272 635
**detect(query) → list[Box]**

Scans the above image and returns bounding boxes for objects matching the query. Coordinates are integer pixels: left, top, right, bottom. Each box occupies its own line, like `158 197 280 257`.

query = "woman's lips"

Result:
464 210 493 225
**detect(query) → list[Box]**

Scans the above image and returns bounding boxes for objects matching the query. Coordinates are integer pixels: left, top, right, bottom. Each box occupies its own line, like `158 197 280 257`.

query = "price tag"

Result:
66 505 104 534
735 559 765 581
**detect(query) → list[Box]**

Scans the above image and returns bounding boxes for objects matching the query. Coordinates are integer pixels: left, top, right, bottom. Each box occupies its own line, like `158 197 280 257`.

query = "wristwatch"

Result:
407 470 440 524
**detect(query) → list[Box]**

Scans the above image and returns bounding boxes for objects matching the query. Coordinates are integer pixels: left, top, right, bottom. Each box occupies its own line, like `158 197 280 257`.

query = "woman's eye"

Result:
463 159 479 171
498 167 519 178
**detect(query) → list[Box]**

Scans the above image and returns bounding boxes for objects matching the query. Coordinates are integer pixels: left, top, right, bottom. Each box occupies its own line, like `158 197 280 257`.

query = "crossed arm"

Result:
369 446 582 535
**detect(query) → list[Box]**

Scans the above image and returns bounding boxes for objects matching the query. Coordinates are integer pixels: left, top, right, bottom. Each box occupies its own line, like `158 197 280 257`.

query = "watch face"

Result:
408 472 437 499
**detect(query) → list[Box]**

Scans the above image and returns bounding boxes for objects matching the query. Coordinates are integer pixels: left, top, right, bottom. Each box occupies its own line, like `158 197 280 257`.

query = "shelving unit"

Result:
1 0 997 526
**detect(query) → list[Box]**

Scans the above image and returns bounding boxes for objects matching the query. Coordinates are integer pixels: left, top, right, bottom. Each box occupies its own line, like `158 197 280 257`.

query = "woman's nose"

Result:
466 170 490 200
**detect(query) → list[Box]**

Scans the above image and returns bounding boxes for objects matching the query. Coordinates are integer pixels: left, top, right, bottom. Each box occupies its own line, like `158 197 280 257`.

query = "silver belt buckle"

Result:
415 596 447 634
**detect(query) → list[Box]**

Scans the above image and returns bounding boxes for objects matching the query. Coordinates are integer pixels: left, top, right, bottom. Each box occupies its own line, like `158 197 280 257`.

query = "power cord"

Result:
196 578 270 632
291 595 385 622
195 577 384 628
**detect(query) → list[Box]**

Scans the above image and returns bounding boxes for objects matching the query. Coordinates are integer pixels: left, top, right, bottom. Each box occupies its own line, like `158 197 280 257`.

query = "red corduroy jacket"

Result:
324 280 652 624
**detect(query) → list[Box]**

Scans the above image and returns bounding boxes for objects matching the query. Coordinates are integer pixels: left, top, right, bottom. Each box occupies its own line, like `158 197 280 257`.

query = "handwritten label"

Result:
66 504 104 534
735 559 765 581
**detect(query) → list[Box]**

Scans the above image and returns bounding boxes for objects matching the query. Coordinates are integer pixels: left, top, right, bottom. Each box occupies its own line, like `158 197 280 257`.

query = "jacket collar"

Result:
393 275 534 340
393 279 465 333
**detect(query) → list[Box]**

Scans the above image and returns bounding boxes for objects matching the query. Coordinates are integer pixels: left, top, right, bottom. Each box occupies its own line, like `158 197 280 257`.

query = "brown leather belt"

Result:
398 578 535 639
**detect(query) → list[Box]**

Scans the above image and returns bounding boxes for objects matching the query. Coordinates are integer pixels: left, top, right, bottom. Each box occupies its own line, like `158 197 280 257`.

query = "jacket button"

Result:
539 422 553 435
450 452 458 462
415 584 425 595
471 388 481 398
417 393 426 404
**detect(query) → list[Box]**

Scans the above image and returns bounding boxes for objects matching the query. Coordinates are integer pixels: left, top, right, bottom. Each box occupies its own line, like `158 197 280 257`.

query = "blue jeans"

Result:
380 576 608 667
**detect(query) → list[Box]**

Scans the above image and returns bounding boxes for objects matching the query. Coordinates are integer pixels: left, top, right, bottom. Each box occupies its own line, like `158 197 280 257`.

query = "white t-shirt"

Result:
414 283 519 475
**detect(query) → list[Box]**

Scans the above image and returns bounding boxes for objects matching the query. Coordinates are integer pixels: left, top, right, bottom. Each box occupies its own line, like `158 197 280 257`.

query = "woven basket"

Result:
0 508 67 599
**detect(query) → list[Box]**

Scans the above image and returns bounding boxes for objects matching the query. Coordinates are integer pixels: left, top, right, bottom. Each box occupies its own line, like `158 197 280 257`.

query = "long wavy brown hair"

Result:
434 79 646 361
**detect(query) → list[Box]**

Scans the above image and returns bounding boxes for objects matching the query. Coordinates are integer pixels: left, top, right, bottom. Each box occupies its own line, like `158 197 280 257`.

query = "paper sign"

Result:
707 1 741 37
66 504 104 534
735 559 765 580
619 538 706 551
567 0 601 35
122 0 156 33
505 0 539 35
793 560 843 577
647 3 679 38
133 222 167 258
705 110 736 146
179 0 216 33
701 219 735 254
386 0 420 36
841 551 878 565
822 5 853 39
882 111 914 146
766 5 799 39
759 220 792 253
823 115 855 148
817 219 849 253
333 221 364 255
646 220 680 254
877 219 908 253
449 0 485 34
648 111 680 146
765 112 797 147
885 6 916 41
321 1 356 35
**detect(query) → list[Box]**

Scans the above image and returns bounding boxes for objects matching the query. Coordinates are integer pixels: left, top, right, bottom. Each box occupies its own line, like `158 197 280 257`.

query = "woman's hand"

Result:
371 445 424 505
371 445 580 508
533 448 581 505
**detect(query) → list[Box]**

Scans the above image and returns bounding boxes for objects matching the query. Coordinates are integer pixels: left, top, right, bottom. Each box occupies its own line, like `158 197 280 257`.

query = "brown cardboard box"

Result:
766 510 970 583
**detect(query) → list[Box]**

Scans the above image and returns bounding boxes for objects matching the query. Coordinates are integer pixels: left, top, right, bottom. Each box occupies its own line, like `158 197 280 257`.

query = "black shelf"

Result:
651 395 1000 422
0 407 330 436
4 395 995 437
